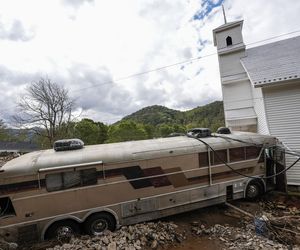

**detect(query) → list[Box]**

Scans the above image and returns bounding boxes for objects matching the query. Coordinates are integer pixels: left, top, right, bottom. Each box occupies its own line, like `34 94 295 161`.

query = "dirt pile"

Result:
46 221 185 250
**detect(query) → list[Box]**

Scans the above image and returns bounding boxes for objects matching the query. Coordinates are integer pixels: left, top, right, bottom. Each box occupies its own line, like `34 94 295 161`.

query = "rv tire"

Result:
44 219 80 240
83 213 116 236
246 181 263 201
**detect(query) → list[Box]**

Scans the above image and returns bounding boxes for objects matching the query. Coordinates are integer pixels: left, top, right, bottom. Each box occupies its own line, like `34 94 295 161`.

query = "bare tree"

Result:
14 78 75 146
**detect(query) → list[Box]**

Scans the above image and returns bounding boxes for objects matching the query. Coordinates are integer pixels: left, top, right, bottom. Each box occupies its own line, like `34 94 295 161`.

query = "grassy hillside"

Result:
121 101 224 132
122 105 182 126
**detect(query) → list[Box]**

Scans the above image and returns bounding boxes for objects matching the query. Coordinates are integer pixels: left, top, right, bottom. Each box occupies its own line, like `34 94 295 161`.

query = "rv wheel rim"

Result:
57 226 73 238
92 219 108 234
247 184 259 198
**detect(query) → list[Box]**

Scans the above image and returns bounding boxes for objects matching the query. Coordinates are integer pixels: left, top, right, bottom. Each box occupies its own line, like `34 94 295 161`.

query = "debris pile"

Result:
262 200 300 216
0 152 19 166
191 223 290 250
0 239 18 250
257 197 300 245
46 221 185 250
260 213 300 245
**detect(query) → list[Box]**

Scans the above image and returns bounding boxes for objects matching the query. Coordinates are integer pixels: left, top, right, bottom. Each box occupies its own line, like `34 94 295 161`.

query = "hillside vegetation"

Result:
1 101 225 147
121 101 224 132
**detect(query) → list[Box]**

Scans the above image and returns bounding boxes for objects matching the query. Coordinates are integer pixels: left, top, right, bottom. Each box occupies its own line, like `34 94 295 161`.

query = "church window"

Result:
226 36 232 46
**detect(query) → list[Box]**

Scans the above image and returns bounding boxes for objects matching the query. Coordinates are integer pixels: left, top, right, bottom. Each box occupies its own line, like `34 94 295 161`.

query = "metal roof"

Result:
241 36 300 87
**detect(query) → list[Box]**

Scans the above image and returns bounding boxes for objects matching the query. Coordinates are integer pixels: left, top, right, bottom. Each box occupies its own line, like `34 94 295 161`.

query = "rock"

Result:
175 234 183 243
107 241 117 250
8 242 18 250
191 221 199 226
62 243 72 249
0 240 10 250
151 240 158 249
102 236 110 245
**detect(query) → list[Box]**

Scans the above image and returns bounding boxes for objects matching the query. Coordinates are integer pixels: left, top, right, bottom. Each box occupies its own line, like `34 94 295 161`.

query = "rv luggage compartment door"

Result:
122 198 157 217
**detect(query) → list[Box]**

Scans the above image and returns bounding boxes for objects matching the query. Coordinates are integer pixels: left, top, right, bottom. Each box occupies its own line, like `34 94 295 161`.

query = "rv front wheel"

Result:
246 181 263 200
45 220 80 240
84 213 116 236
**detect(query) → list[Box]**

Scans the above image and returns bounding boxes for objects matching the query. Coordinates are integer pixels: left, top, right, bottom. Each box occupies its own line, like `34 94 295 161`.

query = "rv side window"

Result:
81 168 98 186
0 197 16 218
199 152 209 167
46 173 63 191
246 146 261 159
63 171 81 189
229 147 245 162
211 149 227 165
46 168 97 192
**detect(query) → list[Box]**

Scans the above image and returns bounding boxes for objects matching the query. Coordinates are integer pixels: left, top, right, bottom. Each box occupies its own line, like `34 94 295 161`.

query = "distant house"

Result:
0 141 39 154
213 20 300 185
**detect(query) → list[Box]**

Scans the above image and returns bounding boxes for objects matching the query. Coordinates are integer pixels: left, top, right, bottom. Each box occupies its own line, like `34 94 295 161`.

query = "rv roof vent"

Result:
54 139 84 151
216 127 231 134
187 128 211 138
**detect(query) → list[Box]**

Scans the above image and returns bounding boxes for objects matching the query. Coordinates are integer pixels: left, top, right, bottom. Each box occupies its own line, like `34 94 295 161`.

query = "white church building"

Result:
213 20 300 185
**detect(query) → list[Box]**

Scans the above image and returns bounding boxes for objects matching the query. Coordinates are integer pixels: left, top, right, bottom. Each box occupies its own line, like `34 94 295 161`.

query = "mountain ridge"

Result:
120 100 224 132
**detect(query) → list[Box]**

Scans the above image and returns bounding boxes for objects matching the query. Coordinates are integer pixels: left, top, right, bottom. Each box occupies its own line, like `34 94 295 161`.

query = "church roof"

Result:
241 35 300 87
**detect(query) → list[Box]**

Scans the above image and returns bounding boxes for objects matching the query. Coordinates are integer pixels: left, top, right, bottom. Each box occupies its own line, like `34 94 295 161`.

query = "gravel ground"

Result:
4 192 300 250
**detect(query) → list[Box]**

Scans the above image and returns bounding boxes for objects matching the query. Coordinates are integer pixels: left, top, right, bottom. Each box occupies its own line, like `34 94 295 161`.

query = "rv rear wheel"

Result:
83 213 116 236
45 220 80 240
246 181 263 200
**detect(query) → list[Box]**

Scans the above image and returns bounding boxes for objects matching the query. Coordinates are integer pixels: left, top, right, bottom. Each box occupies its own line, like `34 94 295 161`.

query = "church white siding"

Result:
263 82 300 185
251 87 270 135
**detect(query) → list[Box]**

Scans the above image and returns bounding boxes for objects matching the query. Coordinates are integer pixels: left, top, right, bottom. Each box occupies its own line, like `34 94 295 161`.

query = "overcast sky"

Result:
0 0 300 124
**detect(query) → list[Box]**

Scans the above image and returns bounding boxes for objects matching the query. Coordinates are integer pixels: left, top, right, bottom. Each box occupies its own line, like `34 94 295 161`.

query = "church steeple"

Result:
212 20 245 55
212 14 257 133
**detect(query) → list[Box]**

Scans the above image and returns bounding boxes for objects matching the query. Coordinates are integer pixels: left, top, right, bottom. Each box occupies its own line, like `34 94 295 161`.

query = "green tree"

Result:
157 124 175 137
143 124 155 139
0 119 10 141
107 121 147 143
156 124 186 137
74 119 108 145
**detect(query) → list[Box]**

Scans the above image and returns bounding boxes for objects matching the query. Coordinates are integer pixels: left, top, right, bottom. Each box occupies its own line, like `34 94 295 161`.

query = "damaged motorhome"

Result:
0 130 287 243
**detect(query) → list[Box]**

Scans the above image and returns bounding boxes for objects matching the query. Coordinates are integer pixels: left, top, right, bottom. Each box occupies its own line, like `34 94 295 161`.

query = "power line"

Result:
71 53 216 93
1 29 300 115
71 29 300 92
189 134 300 180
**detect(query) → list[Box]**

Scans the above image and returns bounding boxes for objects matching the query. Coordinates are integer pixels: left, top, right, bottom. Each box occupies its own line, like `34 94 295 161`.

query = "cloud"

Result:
62 0 94 8
0 0 300 125
66 64 135 116
0 19 34 41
